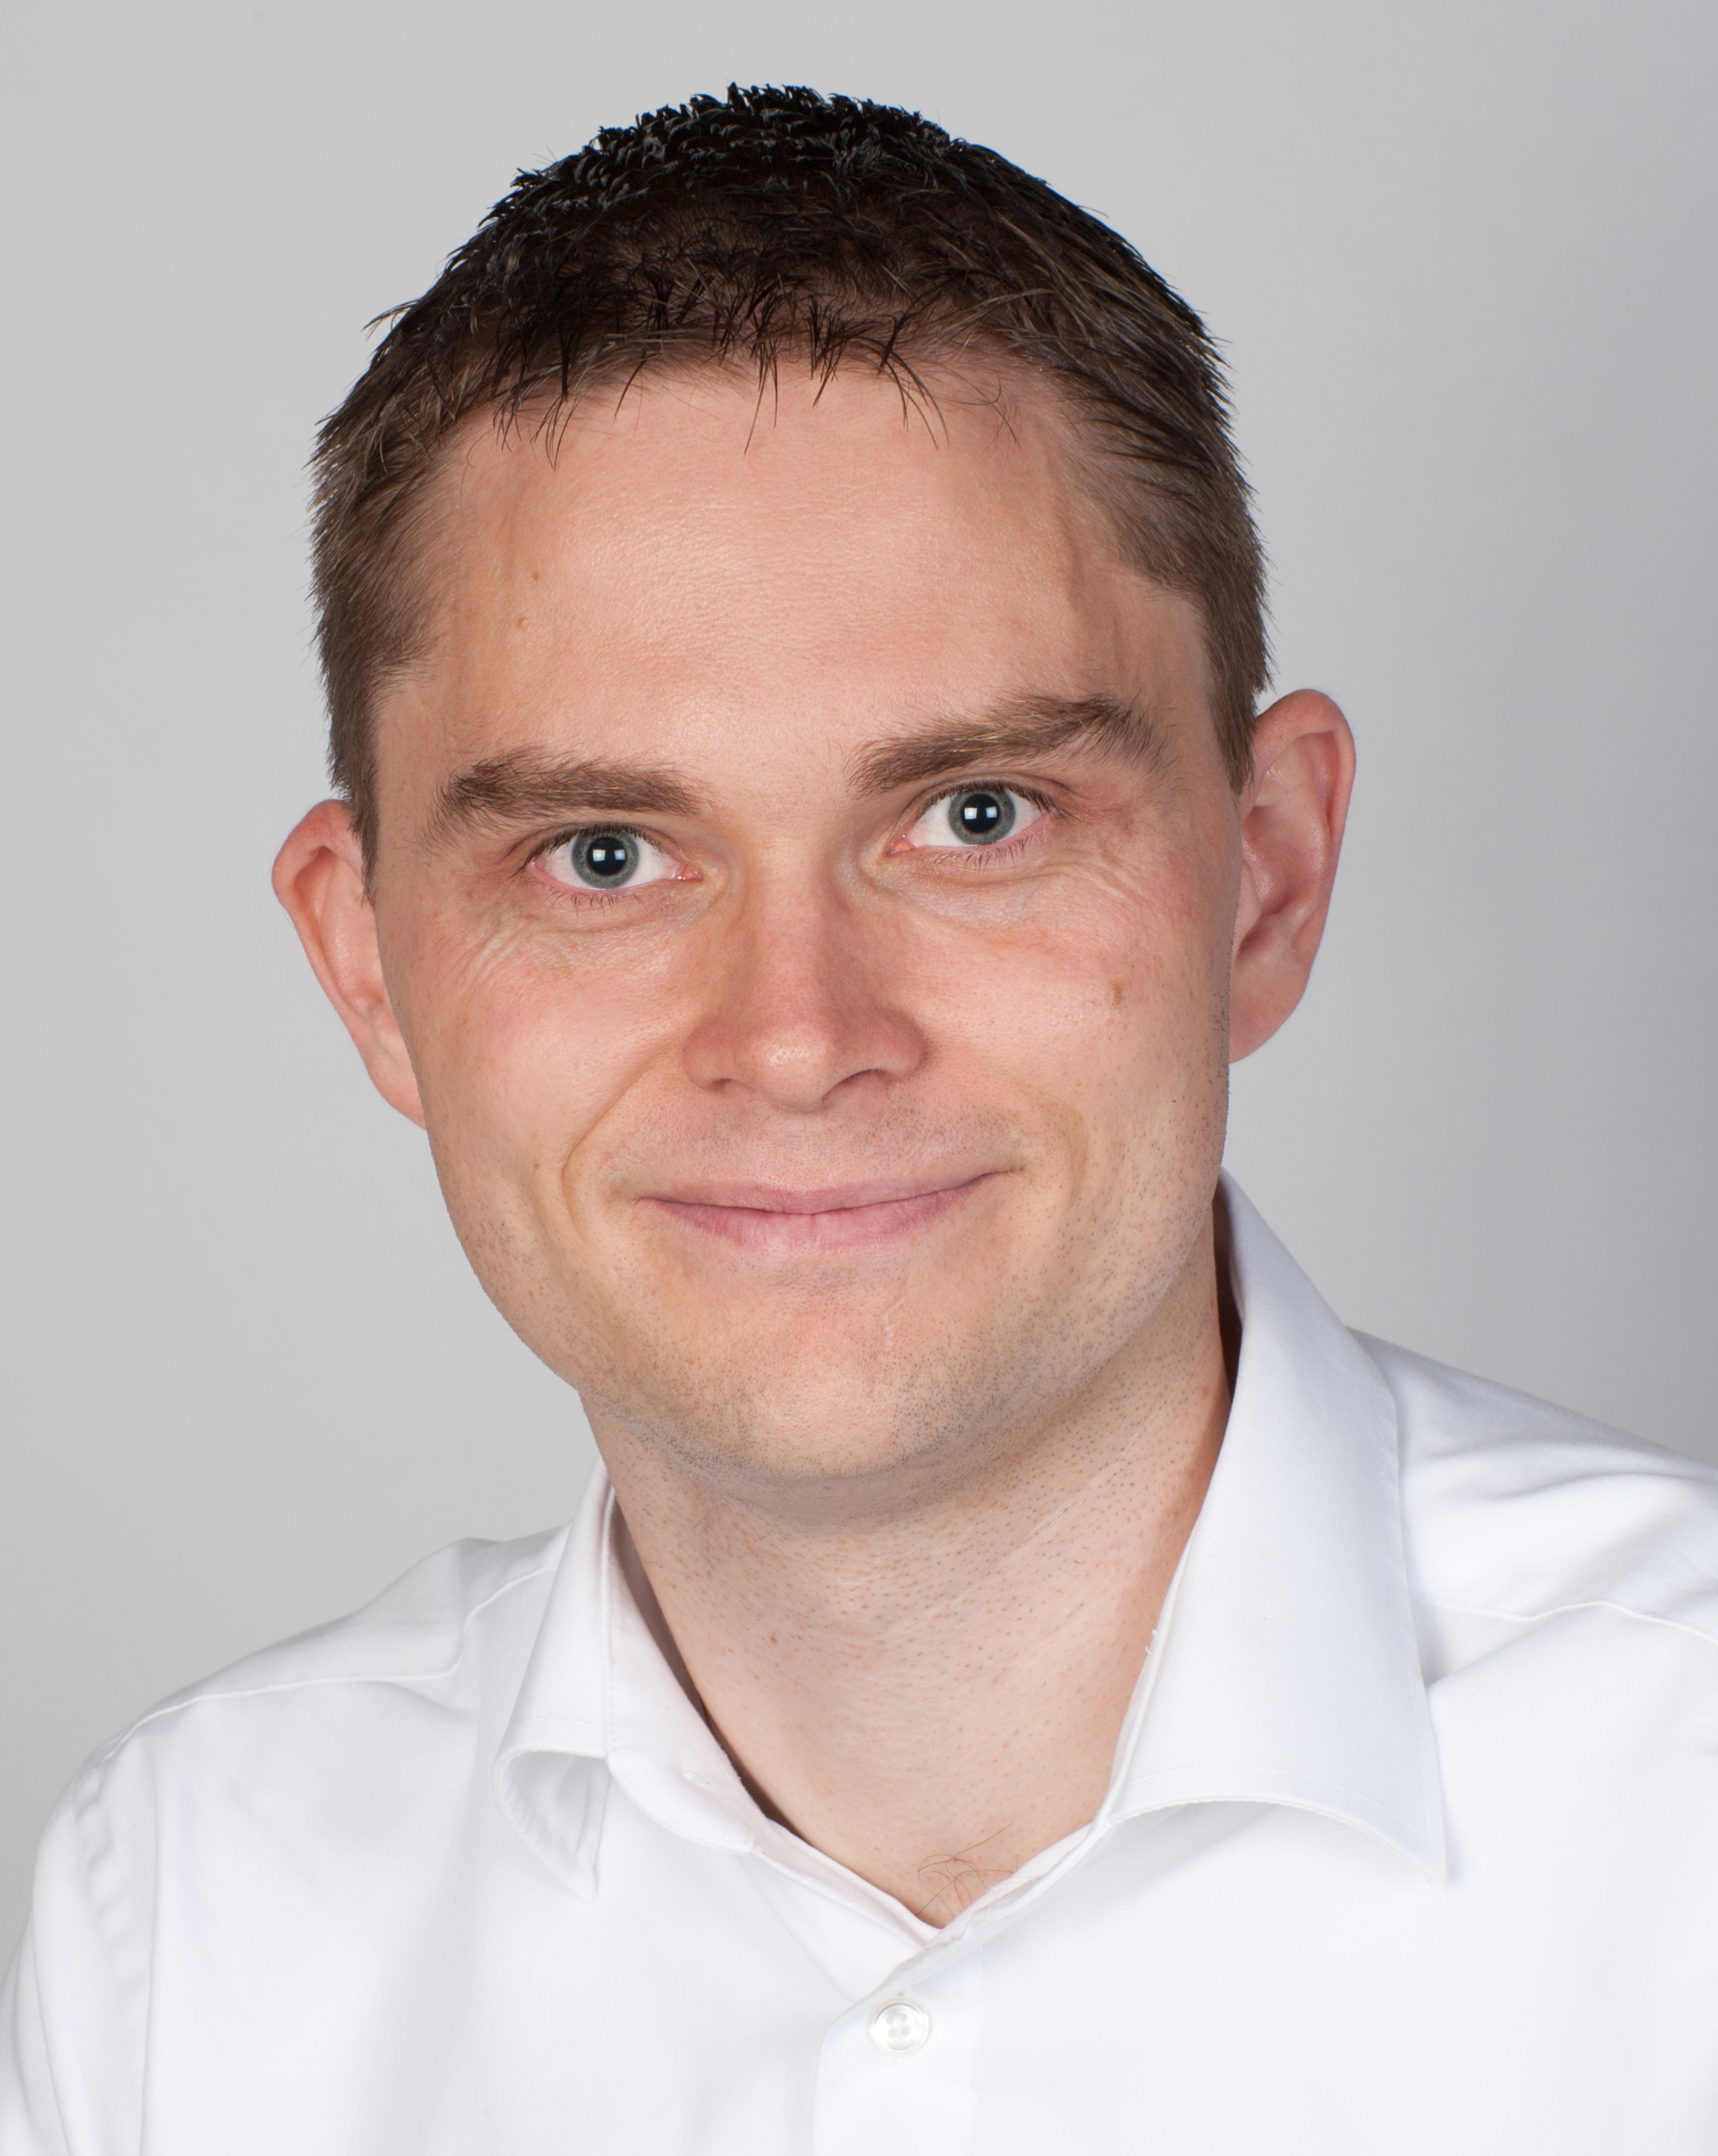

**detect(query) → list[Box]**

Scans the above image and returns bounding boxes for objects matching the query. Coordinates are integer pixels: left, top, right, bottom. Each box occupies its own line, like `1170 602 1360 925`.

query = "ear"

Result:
1229 690 1356 1062
272 802 427 1127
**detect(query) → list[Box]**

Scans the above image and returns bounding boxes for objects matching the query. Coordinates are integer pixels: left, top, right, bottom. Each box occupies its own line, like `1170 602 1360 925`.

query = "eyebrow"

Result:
427 752 708 846
850 694 1164 794
427 692 1160 846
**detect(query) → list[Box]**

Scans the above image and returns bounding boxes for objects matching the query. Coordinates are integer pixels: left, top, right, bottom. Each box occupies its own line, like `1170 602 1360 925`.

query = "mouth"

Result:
640 1171 1003 1253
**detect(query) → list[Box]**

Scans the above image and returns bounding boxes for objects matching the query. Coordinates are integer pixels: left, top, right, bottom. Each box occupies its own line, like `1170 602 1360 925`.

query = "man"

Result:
4 82 1714 2155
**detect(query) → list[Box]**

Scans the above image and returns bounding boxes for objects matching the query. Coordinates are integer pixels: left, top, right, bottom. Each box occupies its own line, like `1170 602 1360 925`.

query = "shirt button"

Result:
867 1997 932 2053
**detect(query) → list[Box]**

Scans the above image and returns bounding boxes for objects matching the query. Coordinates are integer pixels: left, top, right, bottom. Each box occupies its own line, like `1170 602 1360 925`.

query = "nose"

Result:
680 875 927 1111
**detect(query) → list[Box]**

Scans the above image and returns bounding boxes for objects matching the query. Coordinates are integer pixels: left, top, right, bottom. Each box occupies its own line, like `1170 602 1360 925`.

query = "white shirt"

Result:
5 1179 1717 2154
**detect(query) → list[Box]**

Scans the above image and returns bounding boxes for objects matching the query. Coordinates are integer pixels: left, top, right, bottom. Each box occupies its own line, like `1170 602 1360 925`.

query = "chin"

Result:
577 1299 1079 1515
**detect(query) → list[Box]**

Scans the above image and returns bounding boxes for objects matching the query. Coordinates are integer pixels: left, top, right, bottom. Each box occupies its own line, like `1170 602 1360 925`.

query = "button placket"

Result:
867 1996 932 2053
814 1949 985 2156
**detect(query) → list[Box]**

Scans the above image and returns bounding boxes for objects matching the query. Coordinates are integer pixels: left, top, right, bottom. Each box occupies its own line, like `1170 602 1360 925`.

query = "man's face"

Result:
359 366 1246 1496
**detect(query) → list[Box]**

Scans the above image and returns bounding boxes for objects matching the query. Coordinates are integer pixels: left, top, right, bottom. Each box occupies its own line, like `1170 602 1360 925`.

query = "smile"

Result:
640 1173 1001 1253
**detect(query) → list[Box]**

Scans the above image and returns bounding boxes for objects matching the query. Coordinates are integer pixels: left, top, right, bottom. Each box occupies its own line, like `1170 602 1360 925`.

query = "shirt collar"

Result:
496 1463 761 1898
496 1173 1445 1901
1104 1177 1445 1878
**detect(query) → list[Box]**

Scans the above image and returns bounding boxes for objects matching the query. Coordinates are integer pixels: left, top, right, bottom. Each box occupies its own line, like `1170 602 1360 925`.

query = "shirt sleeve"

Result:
0 1929 73 2156
0 1767 148 2156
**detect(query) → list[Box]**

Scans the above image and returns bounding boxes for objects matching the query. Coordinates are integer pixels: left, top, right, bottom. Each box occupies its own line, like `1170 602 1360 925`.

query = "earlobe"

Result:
271 803 427 1127
1228 690 1356 1063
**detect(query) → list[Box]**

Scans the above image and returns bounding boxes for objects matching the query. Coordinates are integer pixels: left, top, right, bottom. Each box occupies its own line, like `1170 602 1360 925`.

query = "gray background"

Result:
3 0 1712 1960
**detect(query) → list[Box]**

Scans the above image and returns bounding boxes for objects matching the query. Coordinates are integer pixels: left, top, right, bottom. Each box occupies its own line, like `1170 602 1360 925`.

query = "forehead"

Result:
385 363 1204 793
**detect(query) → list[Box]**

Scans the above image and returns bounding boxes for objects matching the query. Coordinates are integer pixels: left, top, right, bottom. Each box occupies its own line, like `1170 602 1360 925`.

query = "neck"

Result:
589 1215 1231 1926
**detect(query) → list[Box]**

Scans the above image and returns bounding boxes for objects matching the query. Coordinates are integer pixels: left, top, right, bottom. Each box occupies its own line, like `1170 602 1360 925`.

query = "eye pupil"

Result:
572 830 636 884
951 789 1014 843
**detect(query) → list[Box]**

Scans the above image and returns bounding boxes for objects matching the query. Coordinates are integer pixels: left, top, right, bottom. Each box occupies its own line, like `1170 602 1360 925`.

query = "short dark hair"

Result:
311 85 1269 860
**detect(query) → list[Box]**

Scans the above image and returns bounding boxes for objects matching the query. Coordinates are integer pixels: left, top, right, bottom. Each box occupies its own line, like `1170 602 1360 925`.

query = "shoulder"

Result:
1357 1334 1718 1650
69 1524 567 1846
130 1523 565 1731
10 1529 571 2129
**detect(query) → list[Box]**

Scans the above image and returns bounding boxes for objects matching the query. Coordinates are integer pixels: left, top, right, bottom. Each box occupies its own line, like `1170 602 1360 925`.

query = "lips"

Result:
640 1171 999 1252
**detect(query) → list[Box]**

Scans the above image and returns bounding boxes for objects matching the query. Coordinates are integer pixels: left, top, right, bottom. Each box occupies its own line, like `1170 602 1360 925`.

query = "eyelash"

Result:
526 824 668 903
522 785 1060 898
903 783 1060 859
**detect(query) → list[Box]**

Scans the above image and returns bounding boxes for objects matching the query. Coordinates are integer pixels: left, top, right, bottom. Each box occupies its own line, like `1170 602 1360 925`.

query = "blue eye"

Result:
948 789 1014 844
905 787 1047 852
541 827 681 893
572 830 639 884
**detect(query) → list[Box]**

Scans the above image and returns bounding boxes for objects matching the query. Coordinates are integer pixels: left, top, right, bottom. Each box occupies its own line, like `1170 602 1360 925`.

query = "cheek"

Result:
384 908 687 1188
897 852 1232 1180
966 853 1227 1056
